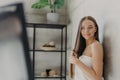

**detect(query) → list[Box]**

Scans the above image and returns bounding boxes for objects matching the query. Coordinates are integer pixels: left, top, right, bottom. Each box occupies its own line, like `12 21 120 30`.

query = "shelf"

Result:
34 76 65 79
26 23 66 29
29 50 66 52
26 23 67 80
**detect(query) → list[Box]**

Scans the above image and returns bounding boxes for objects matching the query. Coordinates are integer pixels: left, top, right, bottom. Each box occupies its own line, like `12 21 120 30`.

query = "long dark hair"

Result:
74 16 99 58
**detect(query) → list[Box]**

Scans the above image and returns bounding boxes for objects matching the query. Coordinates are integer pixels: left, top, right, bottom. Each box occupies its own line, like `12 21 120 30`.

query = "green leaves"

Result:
40 0 48 3
50 0 64 9
31 0 64 12
54 0 64 9
32 0 49 9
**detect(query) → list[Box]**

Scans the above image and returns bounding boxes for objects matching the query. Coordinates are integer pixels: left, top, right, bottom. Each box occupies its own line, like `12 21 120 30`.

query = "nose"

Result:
84 29 89 33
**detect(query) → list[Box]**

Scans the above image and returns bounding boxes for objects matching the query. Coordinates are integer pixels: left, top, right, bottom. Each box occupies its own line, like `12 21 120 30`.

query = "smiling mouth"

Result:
84 34 90 36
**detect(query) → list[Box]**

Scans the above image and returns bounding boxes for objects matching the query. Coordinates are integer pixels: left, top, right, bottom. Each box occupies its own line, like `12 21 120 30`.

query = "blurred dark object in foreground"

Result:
0 3 33 80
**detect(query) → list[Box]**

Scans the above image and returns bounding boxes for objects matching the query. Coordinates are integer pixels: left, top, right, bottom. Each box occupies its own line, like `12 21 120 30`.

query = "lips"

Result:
82 34 91 39
84 34 90 36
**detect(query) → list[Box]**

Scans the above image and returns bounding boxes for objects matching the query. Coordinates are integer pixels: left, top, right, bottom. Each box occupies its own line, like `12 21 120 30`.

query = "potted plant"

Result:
32 0 64 24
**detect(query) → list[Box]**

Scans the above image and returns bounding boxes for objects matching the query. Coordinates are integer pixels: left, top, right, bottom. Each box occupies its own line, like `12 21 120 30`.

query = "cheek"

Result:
90 29 96 33
80 31 84 36
91 30 96 36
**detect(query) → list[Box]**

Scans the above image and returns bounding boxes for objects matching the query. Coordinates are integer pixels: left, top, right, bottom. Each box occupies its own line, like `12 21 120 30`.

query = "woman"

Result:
69 16 104 80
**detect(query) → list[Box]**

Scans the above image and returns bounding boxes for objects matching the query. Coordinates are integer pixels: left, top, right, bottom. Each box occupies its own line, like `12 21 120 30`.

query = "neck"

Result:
86 37 96 46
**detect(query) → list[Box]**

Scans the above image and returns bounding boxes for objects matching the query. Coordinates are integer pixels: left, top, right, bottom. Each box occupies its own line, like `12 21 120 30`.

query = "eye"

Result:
81 26 85 30
88 25 94 29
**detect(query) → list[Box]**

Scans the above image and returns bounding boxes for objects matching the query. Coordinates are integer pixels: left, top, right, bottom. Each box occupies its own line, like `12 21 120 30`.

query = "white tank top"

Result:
74 55 104 80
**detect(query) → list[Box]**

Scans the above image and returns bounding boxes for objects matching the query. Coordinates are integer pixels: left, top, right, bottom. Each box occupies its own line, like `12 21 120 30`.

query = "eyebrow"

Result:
81 25 94 27
88 25 94 27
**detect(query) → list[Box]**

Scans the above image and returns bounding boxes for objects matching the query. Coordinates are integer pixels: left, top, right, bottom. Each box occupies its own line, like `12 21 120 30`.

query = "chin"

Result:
83 36 90 40
84 37 90 40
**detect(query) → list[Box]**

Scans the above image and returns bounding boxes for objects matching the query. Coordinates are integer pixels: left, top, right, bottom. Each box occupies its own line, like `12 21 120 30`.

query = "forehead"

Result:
81 19 95 26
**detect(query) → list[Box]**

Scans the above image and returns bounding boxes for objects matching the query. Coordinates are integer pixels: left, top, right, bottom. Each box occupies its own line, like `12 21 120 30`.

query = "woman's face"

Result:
81 19 97 40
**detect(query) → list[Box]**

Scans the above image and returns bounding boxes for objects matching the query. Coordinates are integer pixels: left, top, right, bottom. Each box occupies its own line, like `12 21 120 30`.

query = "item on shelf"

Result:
49 69 58 77
31 0 64 24
46 69 51 76
40 41 56 51
40 71 47 77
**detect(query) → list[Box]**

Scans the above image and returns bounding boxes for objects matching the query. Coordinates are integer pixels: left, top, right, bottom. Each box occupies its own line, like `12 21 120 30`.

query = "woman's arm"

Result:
69 42 103 80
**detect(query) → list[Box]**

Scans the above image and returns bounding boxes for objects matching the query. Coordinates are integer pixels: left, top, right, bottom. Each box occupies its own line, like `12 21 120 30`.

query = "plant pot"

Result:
47 13 60 24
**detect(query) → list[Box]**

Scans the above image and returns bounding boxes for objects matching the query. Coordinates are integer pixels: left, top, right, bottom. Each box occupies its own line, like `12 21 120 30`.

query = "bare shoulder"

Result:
90 41 103 55
91 41 103 49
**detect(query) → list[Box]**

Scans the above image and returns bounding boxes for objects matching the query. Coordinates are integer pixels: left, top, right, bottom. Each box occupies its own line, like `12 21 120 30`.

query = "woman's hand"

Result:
69 51 79 65
72 50 77 57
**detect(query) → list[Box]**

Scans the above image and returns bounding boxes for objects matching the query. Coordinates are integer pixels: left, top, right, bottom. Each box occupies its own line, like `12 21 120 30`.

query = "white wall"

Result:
67 0 120 80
